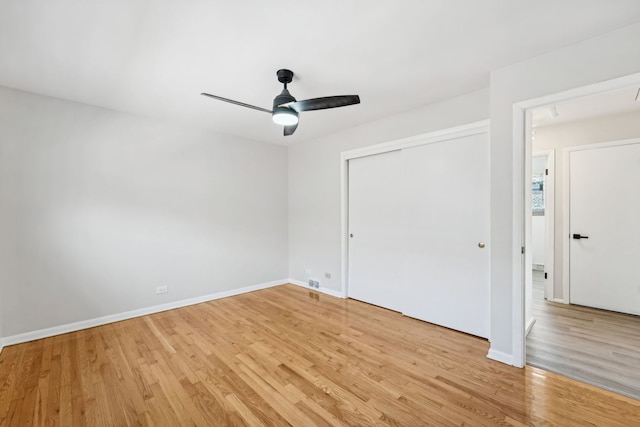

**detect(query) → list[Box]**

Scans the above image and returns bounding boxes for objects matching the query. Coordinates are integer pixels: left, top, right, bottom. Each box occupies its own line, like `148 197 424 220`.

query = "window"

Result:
532 172 544 216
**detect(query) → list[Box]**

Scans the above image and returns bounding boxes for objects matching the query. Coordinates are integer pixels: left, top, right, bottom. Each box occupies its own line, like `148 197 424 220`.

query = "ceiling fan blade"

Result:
201 93 272 114
289 95 360 112
284 122 298 136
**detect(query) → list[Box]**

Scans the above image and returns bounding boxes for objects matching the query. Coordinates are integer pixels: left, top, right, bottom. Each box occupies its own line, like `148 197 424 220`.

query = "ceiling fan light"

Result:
272 107 298 126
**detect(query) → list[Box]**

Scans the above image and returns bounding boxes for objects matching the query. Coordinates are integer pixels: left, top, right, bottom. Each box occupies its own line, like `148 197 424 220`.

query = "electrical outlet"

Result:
308 279 320 289
325 272 331 279
155 286 168 294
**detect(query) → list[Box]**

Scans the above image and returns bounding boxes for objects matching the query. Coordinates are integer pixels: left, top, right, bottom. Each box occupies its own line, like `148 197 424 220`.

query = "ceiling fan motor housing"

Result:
273 88 296 109
272 70 298 125
272 72 299 126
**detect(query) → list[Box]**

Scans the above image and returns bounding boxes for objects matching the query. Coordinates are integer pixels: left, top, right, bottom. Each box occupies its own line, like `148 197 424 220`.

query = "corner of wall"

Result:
287 279 346 299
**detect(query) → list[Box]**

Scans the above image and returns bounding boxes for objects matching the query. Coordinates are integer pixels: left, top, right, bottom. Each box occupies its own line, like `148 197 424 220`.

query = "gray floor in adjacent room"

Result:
526 270 640 400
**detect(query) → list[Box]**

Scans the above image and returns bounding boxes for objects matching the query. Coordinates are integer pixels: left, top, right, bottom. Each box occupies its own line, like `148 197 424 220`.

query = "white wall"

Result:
0 86 288 337
534 109 640 300
489 22 640 363
288 88 490 292
531 216 545 266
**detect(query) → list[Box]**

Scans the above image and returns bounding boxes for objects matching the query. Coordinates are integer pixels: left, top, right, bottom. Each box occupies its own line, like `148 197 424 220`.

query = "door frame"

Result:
562 137 640 305
511 72 640 368
340 120 490 298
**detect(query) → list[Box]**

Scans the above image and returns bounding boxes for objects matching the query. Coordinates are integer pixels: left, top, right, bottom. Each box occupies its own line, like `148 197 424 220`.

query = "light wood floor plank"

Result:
1 283 639 426
527 270 640 400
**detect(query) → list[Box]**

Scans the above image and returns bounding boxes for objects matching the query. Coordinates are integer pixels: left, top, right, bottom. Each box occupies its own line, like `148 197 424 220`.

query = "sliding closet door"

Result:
347 151 404 312
400 133 490 338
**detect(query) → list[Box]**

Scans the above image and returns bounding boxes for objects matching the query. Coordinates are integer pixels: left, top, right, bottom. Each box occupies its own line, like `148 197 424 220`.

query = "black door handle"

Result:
573 234 589 240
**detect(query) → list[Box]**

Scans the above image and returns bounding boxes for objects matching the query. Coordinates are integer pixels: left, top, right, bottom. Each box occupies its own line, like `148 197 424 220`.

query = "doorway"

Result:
520 81 640 399
524 150 555 337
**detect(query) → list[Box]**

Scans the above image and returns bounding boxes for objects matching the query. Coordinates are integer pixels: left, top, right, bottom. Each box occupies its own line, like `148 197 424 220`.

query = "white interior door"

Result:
568 140 640 315
400 133 490 338
347 150 404 312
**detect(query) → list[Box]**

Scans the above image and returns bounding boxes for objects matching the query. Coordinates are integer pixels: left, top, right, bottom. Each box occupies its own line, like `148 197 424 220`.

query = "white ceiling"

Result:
2 1 640 145
532 85 640 127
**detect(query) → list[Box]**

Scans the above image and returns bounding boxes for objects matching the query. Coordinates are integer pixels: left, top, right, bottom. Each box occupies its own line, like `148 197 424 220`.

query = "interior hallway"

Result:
527 270 640 399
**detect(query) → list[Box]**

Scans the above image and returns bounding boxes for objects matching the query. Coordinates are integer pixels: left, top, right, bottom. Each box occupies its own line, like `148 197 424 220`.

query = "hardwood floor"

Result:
527 270 640 400
1 284 639 426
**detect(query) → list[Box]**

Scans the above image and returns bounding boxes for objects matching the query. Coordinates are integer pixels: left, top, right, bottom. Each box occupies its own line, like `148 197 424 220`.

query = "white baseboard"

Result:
486 348 515 366
525 317 536 337
287 279 346 299
1 279 287 348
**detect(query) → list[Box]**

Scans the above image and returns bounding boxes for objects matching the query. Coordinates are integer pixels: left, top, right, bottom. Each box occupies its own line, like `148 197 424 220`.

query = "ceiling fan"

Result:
201 69 360 136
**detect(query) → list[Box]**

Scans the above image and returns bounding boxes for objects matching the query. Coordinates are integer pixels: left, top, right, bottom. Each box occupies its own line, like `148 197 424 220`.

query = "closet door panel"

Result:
347 150 404 312
400 133 490 338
